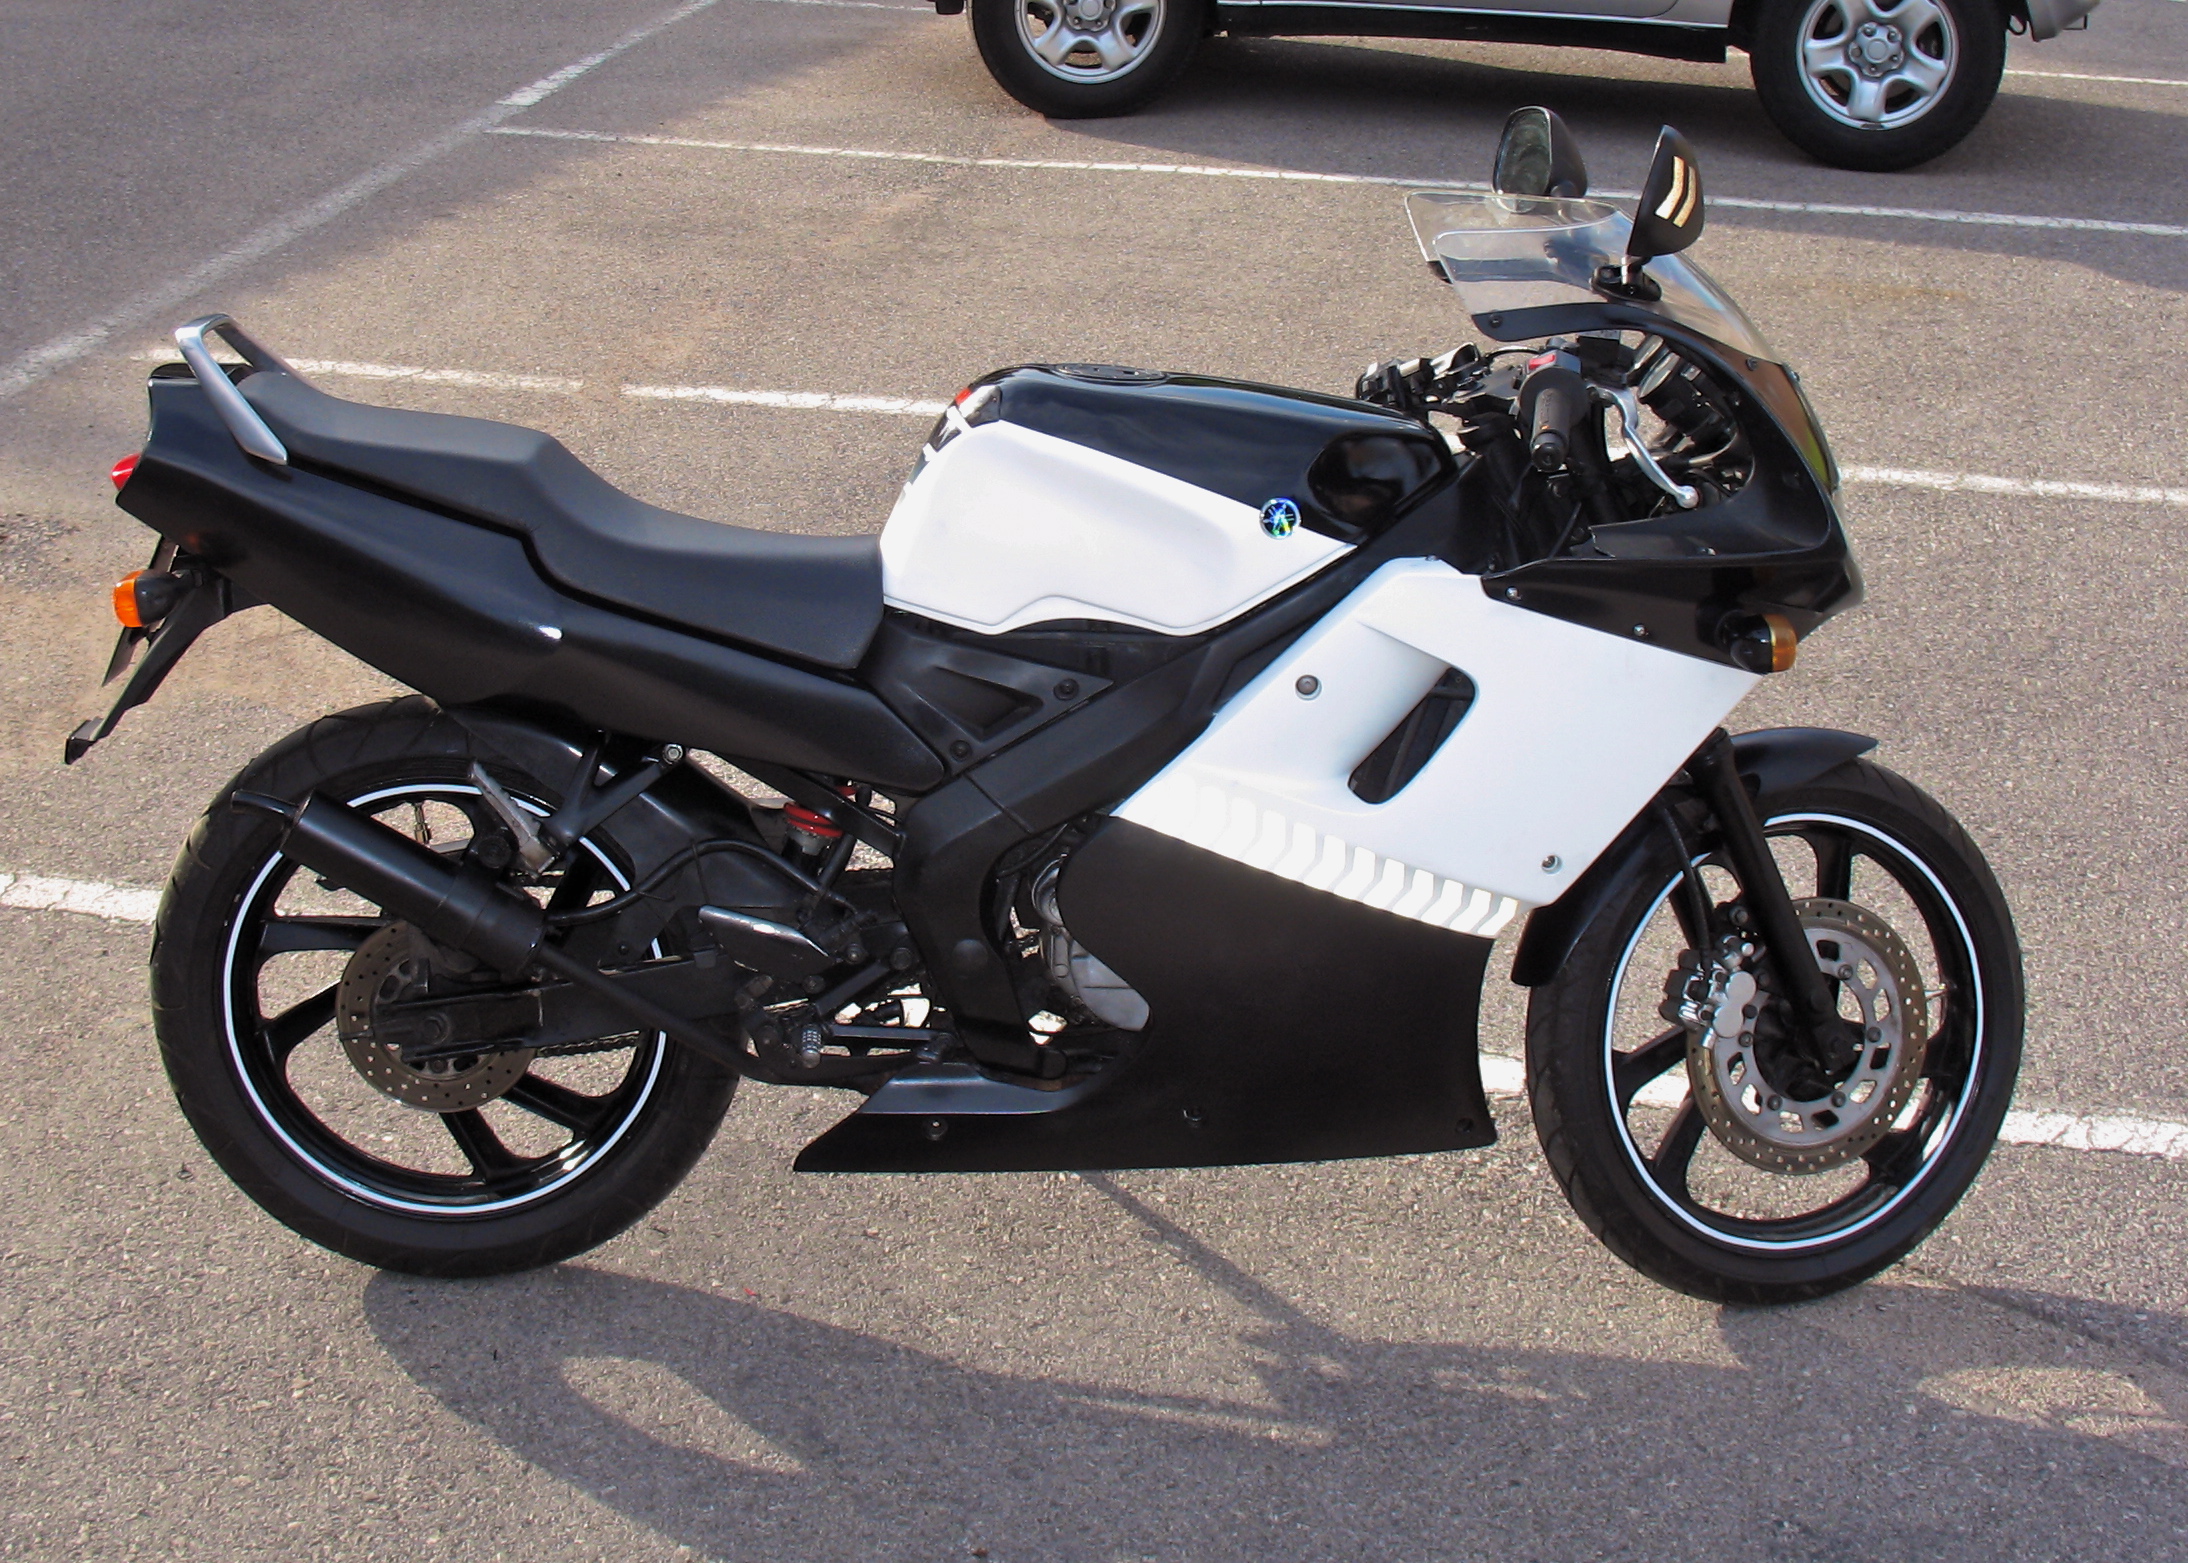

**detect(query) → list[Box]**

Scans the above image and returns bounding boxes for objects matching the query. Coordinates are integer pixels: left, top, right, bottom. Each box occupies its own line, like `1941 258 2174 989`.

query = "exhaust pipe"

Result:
231 790 751 1075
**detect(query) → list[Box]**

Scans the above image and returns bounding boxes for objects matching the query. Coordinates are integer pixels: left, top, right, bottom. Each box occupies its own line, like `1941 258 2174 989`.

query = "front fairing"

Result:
1405 192 1839 492
1407 191 1861 663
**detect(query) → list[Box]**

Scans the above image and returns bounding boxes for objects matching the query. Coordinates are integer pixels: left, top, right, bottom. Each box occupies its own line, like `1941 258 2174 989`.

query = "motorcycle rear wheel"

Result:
1525 758 2022 1304
151 698 736 1277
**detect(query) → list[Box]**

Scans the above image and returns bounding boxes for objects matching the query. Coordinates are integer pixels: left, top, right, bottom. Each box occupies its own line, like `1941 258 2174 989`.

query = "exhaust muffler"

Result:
231 789 750 1075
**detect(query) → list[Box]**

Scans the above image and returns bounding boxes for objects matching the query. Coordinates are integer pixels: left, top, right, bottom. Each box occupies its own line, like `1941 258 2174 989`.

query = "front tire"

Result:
1525 759 2022 1304
1749 0 2005 170
969 0 1204 118
152 698 737 1278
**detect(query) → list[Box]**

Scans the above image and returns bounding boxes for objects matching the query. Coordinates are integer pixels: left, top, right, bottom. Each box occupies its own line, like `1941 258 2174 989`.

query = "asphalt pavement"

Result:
2 1 2186 1557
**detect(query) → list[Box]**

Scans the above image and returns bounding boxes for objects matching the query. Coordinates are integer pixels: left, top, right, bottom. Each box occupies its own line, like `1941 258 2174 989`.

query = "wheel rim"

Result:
220 781 668 1217
1601 811 1987 1253
1796 0 1958 131
1016 0 1165 84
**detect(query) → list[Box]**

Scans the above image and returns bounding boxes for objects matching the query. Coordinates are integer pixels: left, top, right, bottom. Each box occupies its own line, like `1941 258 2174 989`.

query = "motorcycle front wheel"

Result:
1525 758 2022 1304
151 698 737 1277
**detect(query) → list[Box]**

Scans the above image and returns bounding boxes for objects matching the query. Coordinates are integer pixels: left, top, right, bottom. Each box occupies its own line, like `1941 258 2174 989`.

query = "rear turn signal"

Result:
112 569 184 629
1724 613 1798 674
110 453 140 490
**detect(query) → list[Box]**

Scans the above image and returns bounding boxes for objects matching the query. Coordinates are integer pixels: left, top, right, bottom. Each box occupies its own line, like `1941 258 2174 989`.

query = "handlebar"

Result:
1519 363 1588 473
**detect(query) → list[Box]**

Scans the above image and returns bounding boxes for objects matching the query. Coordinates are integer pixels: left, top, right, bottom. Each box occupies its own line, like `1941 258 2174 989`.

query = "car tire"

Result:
1749 0 2005 171
969 0 1205 118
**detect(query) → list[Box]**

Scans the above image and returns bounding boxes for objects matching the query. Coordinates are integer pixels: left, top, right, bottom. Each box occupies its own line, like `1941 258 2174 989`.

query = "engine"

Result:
1028 857 1149 1032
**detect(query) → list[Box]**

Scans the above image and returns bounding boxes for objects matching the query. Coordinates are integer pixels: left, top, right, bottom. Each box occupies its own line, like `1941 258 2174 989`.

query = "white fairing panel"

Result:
880 420 1350 636
1115 559 1757 931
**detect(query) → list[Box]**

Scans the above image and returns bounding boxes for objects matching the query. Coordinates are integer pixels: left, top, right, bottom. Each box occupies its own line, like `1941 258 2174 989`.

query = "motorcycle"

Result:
70 109 2021 1304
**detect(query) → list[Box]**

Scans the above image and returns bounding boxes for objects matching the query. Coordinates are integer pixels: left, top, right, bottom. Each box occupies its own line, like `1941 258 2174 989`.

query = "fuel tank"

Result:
880 365 1453 637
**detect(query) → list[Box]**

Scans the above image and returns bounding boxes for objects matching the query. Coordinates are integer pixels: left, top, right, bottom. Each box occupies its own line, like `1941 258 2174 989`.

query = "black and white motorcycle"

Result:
72 111 2020 1304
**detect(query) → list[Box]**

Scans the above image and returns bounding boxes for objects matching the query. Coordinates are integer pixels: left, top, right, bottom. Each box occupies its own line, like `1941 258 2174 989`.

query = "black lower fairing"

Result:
796 818 1497 1172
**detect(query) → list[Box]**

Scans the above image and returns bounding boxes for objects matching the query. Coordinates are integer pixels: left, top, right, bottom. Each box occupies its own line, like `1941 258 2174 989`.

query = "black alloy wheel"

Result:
152 699 735 1277
1525 759 2023 1304
1749 0 2006 170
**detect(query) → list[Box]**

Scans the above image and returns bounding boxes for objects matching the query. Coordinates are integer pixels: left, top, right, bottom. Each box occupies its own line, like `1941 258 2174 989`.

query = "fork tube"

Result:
1686 730 1841 1048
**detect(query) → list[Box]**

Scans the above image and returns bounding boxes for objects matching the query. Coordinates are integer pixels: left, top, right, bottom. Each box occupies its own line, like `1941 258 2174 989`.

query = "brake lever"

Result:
1600 385 1699 510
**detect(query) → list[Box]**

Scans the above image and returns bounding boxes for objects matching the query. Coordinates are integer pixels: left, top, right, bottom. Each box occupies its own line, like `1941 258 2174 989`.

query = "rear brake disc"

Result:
336 924 534 1112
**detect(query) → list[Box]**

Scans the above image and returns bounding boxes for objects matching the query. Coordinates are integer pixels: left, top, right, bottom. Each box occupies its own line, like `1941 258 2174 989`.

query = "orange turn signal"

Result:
1760 613 1798 673
1723 612 1800 674
111 569 186 629
112 569 149 627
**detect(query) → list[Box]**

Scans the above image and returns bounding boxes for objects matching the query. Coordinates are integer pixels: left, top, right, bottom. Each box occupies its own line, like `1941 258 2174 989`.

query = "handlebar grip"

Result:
1523 368 1588 473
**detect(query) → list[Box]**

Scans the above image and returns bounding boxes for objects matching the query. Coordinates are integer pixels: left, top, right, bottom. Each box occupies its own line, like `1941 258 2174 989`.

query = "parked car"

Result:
942 0 2099 170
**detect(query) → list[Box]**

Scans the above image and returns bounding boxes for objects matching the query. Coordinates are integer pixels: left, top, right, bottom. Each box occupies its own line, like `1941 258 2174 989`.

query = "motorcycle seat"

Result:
238 371 882 670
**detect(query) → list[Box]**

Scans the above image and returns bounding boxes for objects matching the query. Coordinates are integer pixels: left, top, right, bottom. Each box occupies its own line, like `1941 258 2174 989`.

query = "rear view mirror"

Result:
1492 107 1588 199
1599 126 1704 300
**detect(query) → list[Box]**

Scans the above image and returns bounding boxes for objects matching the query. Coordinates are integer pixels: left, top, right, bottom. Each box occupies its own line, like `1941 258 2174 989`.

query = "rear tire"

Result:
970 0 1204 118
1749 0 2004 170
152 697 736 1277
1525 759 2022 1304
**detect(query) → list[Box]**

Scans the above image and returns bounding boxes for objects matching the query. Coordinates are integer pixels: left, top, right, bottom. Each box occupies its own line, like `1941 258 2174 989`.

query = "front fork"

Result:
1680 729 1861 1079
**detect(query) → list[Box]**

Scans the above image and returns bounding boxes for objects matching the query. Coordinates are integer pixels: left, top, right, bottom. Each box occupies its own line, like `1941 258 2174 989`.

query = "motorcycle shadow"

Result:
363 1175 2188 1561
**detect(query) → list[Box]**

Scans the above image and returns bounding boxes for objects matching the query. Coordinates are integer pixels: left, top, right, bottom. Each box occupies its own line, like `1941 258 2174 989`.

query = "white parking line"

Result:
2004 66 2188 88
626 383 948 415
1840 466 2188 508
1477 1057 2188 1162
0 873 161 924
484 125 2188 240
132 350 946 415
293 358 587 393
0 0 724 403
7 871 2175 1163
136 352 2184 509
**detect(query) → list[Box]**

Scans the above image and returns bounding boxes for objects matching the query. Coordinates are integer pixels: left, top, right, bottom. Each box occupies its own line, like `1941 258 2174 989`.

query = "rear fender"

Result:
1509 725 1876 986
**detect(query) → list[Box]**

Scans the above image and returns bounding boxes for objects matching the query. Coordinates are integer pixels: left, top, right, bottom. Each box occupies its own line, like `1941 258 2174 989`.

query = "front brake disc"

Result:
336 924 534 1112
1687 898 1929 1174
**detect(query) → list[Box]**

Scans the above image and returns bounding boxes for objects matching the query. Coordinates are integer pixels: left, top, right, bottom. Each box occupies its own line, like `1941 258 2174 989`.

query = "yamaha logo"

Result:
1259 498 1300 538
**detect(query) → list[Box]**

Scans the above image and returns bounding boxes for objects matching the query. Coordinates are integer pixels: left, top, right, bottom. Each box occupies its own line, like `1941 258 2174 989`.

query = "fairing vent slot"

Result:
1349 668 1476 805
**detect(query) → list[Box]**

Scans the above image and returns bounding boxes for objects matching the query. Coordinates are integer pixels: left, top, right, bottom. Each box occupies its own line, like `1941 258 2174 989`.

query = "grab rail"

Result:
172 315 301 466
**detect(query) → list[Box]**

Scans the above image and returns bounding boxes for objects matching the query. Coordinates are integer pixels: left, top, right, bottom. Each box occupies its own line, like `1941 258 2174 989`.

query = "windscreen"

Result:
1404 191 1775 363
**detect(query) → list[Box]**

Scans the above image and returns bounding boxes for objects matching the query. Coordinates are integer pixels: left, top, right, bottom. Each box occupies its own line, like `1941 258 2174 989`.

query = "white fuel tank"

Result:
879 418 1349 637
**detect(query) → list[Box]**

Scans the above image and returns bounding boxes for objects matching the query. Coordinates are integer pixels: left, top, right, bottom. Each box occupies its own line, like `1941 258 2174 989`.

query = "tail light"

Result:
110 453 140 490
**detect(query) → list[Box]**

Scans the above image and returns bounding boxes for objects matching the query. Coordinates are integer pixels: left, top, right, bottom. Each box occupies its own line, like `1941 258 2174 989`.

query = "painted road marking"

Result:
0 873 161 924
1470 1055 2188 1164
1841 466 2188 509
2004 67 2188 88
484 125 2188 241
0 0 725 403
6 870 2178 1164
131 351 2188 507
625 383 948 415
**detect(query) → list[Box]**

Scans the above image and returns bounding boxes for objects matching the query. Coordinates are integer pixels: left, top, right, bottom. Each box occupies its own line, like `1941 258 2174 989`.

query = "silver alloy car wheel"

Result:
1797 0 1958 129
1017 0 1166 83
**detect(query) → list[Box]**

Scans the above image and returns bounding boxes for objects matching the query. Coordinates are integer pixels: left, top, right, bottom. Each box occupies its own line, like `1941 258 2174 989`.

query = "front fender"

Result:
1508 725 1876 987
